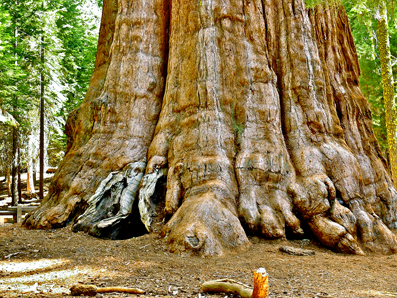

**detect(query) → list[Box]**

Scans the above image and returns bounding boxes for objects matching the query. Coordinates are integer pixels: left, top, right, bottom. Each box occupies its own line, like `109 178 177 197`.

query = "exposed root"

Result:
162 191 250 257
202 279 252 298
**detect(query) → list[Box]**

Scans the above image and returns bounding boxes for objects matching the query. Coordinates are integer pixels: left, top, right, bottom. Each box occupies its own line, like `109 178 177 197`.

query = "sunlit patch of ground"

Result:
0 258 111 295
0 258 69 273
1 268 93 294
356 290 397 297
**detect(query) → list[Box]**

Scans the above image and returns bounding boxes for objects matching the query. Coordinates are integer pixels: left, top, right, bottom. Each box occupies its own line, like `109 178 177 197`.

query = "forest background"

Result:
0 0 396 199
0 0 101 201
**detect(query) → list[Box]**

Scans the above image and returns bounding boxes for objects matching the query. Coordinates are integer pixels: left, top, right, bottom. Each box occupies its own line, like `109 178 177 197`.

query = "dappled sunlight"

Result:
132 260 159 269
0 258 69 273
0 258 111 295
355 290 397 297
354 290 397 297
0 268 93 294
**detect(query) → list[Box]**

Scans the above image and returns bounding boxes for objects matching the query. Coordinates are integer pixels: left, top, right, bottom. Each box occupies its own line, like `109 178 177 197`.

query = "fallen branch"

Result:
3 252 21 260
202 279 252 298
70 284 145 296
202 268 269 298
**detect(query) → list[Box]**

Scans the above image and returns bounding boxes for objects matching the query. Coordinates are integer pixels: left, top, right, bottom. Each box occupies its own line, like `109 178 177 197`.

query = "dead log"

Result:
70 284 145 296
202 268 269 298
201 279 253 298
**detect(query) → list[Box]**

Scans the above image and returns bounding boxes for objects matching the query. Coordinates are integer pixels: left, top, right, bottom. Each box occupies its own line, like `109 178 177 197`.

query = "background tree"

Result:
375 1 397 186
0 0 37 205
0 0 101 198
345 2 394 156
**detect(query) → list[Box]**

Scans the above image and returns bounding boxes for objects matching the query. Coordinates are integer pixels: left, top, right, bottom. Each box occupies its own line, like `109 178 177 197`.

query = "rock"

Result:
279 246 315 256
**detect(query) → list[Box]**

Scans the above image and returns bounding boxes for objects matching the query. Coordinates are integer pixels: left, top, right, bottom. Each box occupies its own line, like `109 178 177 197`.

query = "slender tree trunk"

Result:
26 135 36 195
39 32 45 200
376 1 397 187
5 167 11 197
11 126 18 206
11 16 18 206
25 0 397 256
17 147 22 203
44 123 49 173
27 170 34 194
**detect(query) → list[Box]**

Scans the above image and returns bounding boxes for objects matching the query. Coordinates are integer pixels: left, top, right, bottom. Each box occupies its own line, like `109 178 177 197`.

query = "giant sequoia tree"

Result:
25 0 397 256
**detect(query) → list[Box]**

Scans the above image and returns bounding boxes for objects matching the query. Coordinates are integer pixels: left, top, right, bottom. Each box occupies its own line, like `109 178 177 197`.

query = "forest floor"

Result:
1 180 397 298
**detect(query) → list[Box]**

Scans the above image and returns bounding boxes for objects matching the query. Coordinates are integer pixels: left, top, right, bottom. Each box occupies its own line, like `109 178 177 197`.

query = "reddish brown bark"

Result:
25 0 397 256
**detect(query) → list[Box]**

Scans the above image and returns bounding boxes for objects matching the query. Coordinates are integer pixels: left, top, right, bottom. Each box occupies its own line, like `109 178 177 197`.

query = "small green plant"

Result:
305 0 341 8
231 102 244 145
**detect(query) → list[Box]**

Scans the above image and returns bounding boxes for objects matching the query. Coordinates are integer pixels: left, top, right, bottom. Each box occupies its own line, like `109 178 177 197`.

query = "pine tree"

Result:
0 0 100 198
375 1 397 186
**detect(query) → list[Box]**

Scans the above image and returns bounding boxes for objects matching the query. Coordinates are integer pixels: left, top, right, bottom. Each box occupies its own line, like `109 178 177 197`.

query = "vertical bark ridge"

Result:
314 6 397 252
266 0 365 254
235 0 303 239
263 0 396 254
146 0 253 256
25 0 171 234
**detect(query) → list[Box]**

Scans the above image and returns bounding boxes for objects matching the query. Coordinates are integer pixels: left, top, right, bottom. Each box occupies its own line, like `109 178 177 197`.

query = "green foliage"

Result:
305 0 341 9
231 102 244 147
0 0 101 173
305 0 395 11
0 6 23 104
51 0 101 157
343 0 397 154
305 0 396 157
56 0 100 116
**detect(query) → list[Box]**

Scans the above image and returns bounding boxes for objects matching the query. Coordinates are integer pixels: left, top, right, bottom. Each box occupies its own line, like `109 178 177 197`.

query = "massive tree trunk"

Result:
25 0 397 256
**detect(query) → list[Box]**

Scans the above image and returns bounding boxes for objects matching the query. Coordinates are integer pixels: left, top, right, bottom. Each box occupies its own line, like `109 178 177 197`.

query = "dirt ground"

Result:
1 224 397 298
1 180 397 298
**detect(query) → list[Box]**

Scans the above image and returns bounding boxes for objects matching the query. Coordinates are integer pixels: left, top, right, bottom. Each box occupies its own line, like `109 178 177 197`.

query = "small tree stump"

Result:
252 268 268 298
